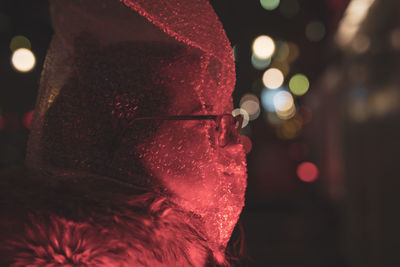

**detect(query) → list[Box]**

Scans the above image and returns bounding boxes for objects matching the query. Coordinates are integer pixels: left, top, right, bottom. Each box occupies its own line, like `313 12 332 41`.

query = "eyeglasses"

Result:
126 114 244 147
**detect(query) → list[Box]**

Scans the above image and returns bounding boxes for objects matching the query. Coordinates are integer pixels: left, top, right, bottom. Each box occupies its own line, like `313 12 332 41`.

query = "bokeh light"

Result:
252 35 276 59
351 34 370 53
279 0 300 18
390 28 400 50
260 0 280 11
262 68 284 89
265 111 282 125
276 119 301 139
370 89 399 117
276 103 296 120
240 93 259 106
251 53 271 70
289 74 310 96
297 162 319 182
232 108 250 128
273 90 294 112
240 100 261 121
305 21 326 42
240 94 261 120
11 48 36 72
336 0 376 46
10 35 31 51
348 100 368 122
261 87 281 112
23 110 34 129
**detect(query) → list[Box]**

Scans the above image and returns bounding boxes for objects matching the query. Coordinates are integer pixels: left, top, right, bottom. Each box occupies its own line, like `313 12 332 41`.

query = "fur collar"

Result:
0 166 227 266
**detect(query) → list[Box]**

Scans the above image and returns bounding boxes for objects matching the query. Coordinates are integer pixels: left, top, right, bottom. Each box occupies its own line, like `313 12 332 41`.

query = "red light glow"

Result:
23 110 34 129
297 161 319 182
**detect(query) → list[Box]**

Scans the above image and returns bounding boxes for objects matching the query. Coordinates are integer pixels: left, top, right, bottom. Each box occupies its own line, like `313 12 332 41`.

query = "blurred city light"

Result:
240 94 261 120
232 108 250 128
252 35 276 59
276 119 301 139
10 35 31 51
370 89 400 117
274 90 294 112
240 93 260 106
11 48 36 72
289 74 310 96
390 28 400 50
336 0 376 47
23 110 34 129
265 111 282 125
260 0 280 11
297 161 319 182
262 68 284 89
276 103 296 120
261 87 281 112
351 34 370 53
348 100 369 122
279 0 300 18
305 20 326 42
251 53 271 70
241 101 261 121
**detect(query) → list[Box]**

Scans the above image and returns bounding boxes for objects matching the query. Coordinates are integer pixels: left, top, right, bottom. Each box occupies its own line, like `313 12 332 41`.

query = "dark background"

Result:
2 0 400 266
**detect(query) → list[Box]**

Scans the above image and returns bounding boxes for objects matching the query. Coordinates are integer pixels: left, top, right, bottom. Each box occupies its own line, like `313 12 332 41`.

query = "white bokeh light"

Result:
262 68 284 89
232 108 250 128
239 93 260 121
273 90 294 112
240 100 260 121
252 35 276 59
11 48 36 72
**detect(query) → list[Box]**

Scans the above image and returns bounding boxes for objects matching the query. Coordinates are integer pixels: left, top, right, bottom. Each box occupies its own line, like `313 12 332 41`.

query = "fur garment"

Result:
0 166 228 266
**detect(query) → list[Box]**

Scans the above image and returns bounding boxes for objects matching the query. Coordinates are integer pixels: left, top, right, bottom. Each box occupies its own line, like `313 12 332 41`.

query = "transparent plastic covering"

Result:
26 0 246 258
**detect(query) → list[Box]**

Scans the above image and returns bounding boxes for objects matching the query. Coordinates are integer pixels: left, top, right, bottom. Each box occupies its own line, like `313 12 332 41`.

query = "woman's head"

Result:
28 0 247 260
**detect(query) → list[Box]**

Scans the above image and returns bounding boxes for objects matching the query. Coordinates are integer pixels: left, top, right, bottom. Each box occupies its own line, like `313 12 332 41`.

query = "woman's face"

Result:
133 44 247 252
137 105 247 252
39 35 246 253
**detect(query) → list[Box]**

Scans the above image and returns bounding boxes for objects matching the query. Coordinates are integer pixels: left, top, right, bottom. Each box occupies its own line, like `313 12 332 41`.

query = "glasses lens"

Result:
217 114 242 147
233 114 244 130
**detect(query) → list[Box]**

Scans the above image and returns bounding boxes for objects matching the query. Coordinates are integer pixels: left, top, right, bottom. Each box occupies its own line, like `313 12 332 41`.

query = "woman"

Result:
0 0 247 266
